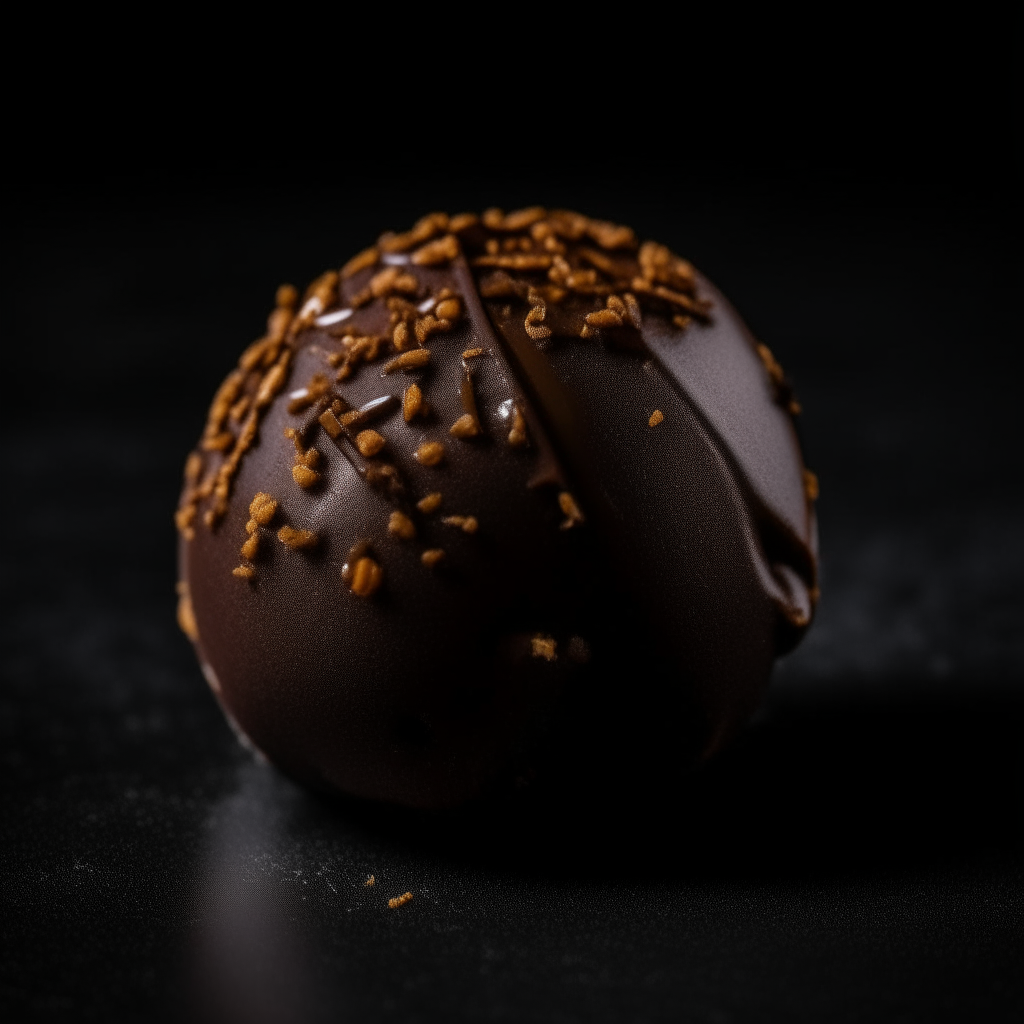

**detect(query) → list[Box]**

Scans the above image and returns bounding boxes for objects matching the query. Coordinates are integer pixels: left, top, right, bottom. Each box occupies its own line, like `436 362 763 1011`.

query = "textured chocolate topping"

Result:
176 209 818 808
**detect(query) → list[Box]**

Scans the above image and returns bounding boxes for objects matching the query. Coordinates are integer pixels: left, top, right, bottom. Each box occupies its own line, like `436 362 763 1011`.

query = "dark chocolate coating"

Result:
177 211 818 808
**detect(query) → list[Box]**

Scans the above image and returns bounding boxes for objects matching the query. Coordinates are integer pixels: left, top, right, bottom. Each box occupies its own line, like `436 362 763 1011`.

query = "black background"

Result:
2 23 1022 1022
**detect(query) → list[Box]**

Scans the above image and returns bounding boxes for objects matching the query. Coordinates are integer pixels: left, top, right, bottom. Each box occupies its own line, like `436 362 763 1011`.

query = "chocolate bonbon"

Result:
176 208 819 808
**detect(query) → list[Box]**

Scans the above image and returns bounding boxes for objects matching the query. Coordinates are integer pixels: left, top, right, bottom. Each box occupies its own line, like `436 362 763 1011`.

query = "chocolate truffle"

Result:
175 208 819 808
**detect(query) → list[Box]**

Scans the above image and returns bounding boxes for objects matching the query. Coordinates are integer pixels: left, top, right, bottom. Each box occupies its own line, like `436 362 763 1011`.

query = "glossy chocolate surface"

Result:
177 210 818 807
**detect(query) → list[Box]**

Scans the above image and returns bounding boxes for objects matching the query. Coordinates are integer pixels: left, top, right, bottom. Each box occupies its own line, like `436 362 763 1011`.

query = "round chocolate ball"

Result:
175 208 819 808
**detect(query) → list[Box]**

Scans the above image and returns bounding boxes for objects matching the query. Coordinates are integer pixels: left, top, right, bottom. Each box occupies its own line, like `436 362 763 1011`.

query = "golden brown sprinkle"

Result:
291 270 339 338
481 208 504 230
233 565 256 580
449 212 478 233
558 492 584 529
277 526 318 550
483 206 546 231
333 333 387 379
201 369 243 447
649 410 665 427
415 441 445 466
417 492 442 513
245 519 258 535
388 892 413 909
478 270 521 298
276 283 299 308
356 429 386 457
623 292 642 329
287 372 330 414
341 246 379 279
255 353 291 410
284 426 303 454
631 278 710 318
266 306 294 346
531 635 557 661
414 314 447 345
508 407 528 447
560 268 609 296
584 308 623 329
184 452 203 486
803 469 820 501
525 301 552 341
511 207 549 230
176 584 199 641
365 875 376 887
530 220 553 241
292 464 320 488
506 207 547 230
304 270 339 303
435 297 462 321
672 314 692 331
203 430 234 454
350 556 383 597
577 246 622 277
421 548 445 568
340 410 365 427
388 511 416 541
228 396 250 423
383 349 431 374
755 343 786 387
386 295 419 322
411 234 459 266
249 492 278 525
638 241 695 291
392 321 411 351
381 212 448 253
175 505 196 540
462 347 484 359
319 408 343 438
369 266 406 299
442 515 478 534
547 209 589 240
449 413 480 439
472 253 552 271
547 254 571 284
240 533 260 561
606 294 627 317
285 429 321 486
586 219 637 250
341 542 370 583
237 326 278 374
403 384 425 422
395 273 419 295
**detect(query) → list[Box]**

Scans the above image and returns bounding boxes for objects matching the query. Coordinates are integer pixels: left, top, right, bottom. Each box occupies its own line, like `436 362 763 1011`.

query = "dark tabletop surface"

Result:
3 69 1022 1019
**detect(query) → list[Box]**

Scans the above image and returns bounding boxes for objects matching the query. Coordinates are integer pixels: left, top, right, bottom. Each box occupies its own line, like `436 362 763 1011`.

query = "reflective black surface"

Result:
3 158 1022 1021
